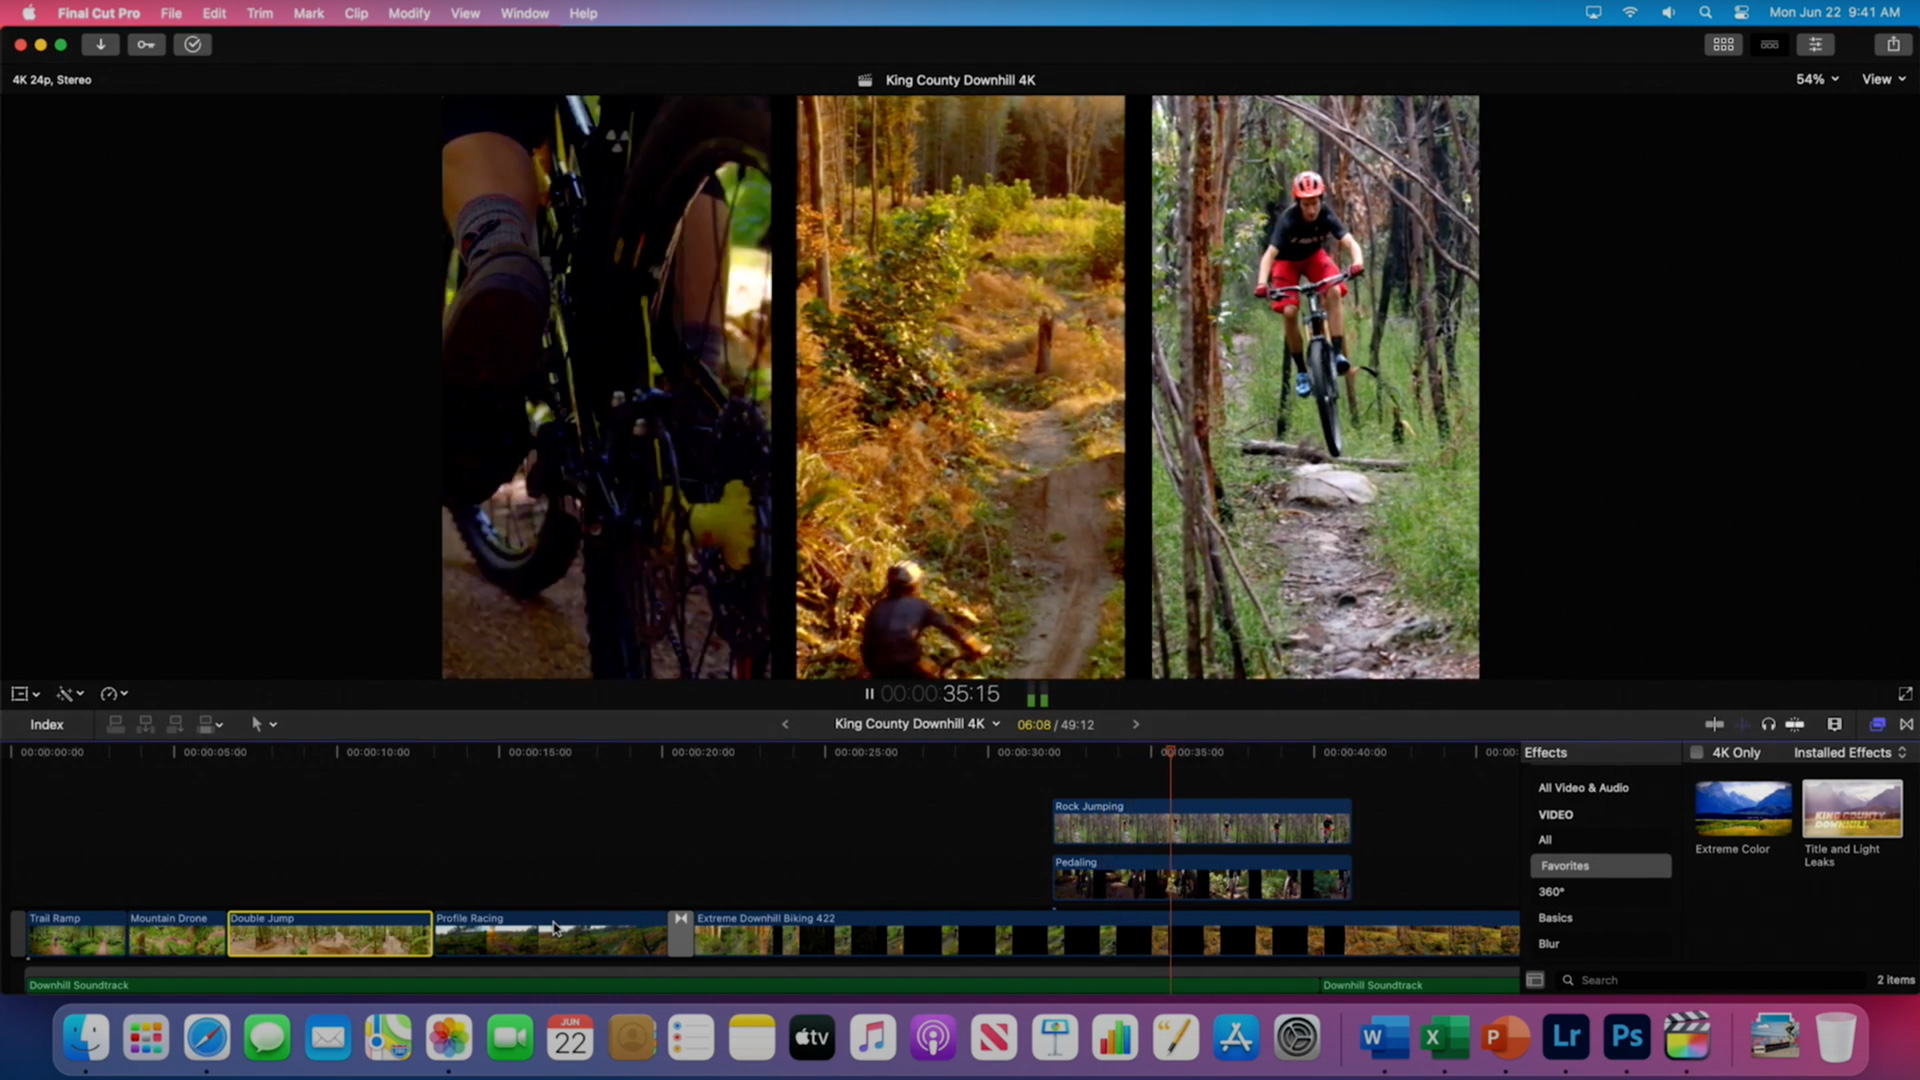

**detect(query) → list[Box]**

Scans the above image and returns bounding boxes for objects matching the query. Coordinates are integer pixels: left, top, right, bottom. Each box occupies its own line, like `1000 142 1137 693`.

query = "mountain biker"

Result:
441 96 737 507
1254 170 1366 399
860 561 991 679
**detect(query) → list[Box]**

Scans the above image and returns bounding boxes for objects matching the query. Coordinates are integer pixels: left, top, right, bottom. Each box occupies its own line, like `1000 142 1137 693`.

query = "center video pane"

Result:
796 96 1129 681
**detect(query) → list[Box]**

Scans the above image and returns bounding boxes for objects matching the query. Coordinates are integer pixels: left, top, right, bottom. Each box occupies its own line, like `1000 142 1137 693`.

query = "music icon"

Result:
849 1014 896 1061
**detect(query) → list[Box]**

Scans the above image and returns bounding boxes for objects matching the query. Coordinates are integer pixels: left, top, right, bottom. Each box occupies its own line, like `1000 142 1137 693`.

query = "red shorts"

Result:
1269 249 1346 313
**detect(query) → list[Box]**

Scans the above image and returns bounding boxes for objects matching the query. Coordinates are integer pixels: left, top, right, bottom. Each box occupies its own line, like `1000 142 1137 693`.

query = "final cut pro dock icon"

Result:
1665 1012 1711 1060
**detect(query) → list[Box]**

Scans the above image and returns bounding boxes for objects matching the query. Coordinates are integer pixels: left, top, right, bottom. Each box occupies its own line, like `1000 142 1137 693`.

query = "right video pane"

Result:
1151 95 1481 679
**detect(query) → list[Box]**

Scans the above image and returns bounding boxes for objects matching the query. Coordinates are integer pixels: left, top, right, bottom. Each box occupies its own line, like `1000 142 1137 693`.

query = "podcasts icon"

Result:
909 1015 956 1061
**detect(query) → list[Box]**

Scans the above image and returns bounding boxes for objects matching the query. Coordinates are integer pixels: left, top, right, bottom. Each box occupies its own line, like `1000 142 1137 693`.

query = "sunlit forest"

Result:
797 96 1128 681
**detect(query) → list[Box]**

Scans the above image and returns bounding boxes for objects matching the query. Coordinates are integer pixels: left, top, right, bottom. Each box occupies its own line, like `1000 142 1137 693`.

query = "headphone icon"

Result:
1761 717 1776 731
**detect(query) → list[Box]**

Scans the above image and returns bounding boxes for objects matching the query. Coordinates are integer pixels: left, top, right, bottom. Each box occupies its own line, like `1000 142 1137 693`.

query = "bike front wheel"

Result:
1309 339 1344 458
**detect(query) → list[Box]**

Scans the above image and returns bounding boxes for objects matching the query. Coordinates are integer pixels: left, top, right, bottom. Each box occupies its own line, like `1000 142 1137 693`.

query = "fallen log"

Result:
1241 440 1410 470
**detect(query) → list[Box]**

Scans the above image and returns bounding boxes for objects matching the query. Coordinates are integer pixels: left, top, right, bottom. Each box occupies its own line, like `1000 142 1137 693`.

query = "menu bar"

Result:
6 0 1916 24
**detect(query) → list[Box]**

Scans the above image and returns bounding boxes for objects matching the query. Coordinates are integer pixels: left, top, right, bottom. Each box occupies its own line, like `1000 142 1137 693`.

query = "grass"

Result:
1079 581 1126 679
1695 820 1793 837
1151 298 1481 676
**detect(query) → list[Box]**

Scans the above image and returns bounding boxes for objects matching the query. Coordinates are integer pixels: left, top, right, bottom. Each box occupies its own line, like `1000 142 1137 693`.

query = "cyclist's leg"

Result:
443 98 553 386
1274 260 1311 398
442 97 554 505
672 176 735 385
1306 249 1352 375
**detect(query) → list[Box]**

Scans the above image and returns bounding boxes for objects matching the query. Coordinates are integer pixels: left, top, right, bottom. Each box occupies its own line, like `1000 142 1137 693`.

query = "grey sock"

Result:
454 195 534 264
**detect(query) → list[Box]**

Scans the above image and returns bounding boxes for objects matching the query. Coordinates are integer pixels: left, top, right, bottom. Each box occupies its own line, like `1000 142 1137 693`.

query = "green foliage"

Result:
1086 208 1126 281
954 177 1034 240
410 935 432 955
715 163 773 250
803 203 971 419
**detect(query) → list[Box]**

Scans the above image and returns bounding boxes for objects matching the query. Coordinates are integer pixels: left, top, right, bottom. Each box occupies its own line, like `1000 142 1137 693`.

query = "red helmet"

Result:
1292 171 1327 199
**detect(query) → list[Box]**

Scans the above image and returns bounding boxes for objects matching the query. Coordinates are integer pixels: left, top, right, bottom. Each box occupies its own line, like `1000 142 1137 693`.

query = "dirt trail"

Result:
1225 335 1477 679
998 399 1124 679
1266 499 1476 679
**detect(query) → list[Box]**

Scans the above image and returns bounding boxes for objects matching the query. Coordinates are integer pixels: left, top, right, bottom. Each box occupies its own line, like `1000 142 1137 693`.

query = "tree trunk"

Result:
834 98 848 236
1188 96 1223 510
1035 309 1054 375
1402 96 1448 438
1167 98 1205 679
1152 557 1171 679
1184 97 1246 679
802 96 833 310
868 95 879 255
1210 96 1237 423
1399 97 1426 425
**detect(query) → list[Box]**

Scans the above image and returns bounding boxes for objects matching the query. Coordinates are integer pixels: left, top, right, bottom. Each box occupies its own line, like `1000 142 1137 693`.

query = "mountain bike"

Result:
1262 268 1355 458
443 96 773 678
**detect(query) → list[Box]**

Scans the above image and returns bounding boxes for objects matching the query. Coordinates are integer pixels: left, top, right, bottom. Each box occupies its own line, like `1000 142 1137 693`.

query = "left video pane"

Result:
796 95 1128 680
439 96 775 679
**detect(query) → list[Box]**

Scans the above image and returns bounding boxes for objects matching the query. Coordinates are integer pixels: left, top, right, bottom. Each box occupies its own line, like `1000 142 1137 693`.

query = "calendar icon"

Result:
548 1015 595 1061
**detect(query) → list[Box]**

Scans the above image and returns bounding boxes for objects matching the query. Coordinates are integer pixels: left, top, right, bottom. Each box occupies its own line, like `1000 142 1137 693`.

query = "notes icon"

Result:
850 1015 896 1061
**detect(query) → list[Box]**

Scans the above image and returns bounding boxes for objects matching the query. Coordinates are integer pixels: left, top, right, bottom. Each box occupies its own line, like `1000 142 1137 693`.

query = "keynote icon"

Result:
1034 1015 1079 1060
1482 1016 1533 1060
910 1015 957 1061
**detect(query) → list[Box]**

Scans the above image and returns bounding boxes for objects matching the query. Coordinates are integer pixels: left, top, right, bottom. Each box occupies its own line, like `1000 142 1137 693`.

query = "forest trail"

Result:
1229 334 1478 680
948 268 1125 680
1265 497 1477 679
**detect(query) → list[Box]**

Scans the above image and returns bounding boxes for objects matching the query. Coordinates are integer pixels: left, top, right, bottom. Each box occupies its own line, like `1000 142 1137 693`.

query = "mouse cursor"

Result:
252 716 263 732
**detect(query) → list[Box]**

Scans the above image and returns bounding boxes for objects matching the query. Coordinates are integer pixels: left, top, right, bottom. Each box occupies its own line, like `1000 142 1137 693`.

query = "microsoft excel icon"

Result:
1420 1016 1471 1060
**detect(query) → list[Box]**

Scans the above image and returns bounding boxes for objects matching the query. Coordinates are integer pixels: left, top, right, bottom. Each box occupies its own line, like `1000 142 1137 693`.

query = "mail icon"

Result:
312 1026 348 1048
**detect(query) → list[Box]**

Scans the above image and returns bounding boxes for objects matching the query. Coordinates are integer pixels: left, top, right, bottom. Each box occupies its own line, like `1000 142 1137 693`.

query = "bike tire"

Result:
583 96 773 680
1310 339 1344 458
449 492 582 599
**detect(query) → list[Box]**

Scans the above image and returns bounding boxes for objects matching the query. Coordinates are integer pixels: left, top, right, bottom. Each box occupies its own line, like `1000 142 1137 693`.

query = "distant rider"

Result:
861 561 990 678
1255 170 1366 399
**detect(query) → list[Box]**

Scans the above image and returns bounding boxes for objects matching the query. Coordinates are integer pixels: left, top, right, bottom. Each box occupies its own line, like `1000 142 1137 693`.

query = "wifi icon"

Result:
1624 5 1639 14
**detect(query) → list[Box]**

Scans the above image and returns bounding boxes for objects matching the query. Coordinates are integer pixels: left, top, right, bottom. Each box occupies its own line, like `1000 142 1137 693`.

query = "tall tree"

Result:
1401 95 1448 437
802 95 832 309
868 95 879 254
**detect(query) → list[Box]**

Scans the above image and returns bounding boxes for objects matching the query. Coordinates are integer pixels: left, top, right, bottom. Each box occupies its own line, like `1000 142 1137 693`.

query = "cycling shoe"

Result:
444 243 548 392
